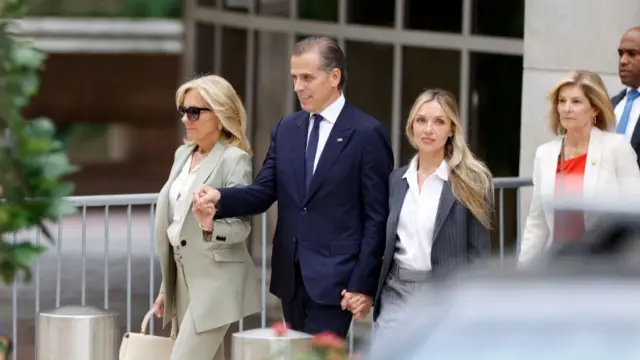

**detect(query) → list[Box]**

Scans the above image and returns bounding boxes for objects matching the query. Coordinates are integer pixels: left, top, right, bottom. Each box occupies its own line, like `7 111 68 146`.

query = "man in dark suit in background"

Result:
612 26 640 167
194 36 394 338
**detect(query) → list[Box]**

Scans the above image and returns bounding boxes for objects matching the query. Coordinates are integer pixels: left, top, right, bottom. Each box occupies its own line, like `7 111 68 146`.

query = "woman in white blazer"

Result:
519 70 640 265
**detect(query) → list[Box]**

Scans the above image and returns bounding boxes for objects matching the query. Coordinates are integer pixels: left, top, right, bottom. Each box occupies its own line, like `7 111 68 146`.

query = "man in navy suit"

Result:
612 26 640 167
194 36 393 338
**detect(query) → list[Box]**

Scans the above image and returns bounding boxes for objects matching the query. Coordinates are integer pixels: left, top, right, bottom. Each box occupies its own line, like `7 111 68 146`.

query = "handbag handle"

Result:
140 308 177 339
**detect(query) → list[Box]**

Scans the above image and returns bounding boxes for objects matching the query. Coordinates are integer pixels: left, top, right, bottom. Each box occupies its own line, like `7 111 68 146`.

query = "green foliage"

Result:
28 0 181 18
0 0 77 285
120 0 181 18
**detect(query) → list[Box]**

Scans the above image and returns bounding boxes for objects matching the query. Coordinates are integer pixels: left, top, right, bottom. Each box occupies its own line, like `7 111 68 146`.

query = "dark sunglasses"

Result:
178 106 211 121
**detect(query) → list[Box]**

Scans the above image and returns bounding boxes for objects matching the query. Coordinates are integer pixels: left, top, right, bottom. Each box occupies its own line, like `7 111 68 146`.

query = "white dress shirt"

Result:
167 154 199 246
306 93 345 173
394 157 449 271
614 86 640 140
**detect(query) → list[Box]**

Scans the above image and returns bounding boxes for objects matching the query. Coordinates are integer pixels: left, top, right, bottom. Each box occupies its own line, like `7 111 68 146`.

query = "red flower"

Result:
311 331 346 350
270 321 291 336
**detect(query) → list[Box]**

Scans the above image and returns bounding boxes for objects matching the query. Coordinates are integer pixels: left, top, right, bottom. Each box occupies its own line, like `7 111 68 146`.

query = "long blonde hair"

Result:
406 89 494 228
176 75 253 155
547 70 615 135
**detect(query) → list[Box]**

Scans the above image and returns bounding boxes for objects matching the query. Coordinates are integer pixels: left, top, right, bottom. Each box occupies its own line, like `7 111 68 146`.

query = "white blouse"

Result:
166 154 200 246
394 158 449 271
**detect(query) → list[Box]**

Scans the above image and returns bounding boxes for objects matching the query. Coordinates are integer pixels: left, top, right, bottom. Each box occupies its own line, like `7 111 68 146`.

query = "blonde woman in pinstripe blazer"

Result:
365 89 493 340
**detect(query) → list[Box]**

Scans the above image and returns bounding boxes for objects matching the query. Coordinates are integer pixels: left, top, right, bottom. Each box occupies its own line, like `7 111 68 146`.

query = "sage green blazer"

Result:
155 141 261 333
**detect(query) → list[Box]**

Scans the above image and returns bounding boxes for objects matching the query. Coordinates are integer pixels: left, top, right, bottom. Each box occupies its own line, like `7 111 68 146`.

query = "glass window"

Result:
468 52 523 253
344 41 393 135
198 0 217 7
405 0 463 33
468 52 522 177
471 0 524 38
224 0 250 12
221 27 248 98
347 0 395 27
258 0 290 17
298 0 338 22
399 47 461 165
195 23 216 75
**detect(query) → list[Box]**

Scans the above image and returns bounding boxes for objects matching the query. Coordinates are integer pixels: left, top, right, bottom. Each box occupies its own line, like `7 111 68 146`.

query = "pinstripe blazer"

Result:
373 165 491 320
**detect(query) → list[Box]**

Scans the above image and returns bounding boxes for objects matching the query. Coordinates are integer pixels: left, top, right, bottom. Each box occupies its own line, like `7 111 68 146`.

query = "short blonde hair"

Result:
547 70 615 135
176 75 252 155
405 88 494 228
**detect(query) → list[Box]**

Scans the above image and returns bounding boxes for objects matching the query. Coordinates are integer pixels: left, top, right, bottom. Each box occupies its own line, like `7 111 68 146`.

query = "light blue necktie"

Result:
616 89 640 134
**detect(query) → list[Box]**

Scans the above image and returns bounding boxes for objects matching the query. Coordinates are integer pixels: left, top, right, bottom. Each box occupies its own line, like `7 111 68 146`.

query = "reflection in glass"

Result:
344 41 393 135
348 0 395 27
399 47 460 165
195 23 216 75
405 0 462 33
298 0 338 22
472 0 524 38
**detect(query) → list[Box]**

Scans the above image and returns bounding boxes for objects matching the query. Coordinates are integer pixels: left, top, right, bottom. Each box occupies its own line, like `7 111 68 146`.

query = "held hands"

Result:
192 185 220 231
340 290 372 320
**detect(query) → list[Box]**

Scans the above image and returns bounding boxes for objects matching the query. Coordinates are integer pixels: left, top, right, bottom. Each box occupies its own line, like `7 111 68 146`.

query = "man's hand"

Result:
193 198 216 231
194 185 221 207
341 290 372 320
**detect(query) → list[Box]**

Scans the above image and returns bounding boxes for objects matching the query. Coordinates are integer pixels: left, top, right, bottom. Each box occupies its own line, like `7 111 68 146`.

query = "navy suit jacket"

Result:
217 101 393 305
612 89 640 168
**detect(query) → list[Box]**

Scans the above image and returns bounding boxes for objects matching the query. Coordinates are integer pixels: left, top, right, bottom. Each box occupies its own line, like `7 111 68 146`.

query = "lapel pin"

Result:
337 138 343 142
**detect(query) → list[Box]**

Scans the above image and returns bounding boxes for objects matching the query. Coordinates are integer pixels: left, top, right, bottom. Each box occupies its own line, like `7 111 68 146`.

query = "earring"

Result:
592 117 596 124
218 123 223 131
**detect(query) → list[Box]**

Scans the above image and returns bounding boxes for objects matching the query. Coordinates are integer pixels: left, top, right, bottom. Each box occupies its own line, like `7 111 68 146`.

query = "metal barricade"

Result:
3 177 533 359
37 306 118 360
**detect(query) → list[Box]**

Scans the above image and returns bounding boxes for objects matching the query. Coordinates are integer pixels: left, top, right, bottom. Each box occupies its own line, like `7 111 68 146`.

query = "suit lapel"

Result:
583 128 603 198
432 182 455 241
305 106 354 203
156 145 195 231
541 139 562 199
291 113 310 204
386 174 408 248
611 89 626 108
177 141 226 230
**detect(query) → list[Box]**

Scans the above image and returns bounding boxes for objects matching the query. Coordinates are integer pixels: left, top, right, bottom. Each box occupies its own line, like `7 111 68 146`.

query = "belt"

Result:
390 262 432 282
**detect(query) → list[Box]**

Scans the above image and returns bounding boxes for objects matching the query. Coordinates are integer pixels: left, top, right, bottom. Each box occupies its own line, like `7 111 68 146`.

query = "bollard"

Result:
37 305 119 360
232 328 312 360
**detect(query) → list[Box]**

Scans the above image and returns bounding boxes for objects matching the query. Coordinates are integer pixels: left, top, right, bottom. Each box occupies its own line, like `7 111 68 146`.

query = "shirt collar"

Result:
309 93 345 124
627 87 640 95
402 156 449 181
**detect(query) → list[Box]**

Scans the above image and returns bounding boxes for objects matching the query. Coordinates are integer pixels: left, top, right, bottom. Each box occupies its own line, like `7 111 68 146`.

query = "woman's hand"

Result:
193 199 216 231
154 293 165 318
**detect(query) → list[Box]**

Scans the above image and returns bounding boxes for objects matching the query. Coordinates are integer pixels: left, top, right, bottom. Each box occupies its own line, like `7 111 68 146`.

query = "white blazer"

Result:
519 127 640 265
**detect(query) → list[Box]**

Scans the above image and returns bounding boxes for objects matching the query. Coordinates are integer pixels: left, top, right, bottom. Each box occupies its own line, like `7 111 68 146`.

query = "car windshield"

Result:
408 320 640 360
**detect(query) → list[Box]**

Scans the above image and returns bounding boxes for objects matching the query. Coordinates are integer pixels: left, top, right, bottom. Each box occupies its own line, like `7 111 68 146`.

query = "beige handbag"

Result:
119 309 178 360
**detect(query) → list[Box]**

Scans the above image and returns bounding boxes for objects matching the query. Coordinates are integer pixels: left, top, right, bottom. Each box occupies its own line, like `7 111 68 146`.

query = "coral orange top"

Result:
553 153 587 242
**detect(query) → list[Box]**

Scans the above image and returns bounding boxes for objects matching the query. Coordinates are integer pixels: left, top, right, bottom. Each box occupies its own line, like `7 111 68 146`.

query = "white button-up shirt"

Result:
306 93 345 173
394 157 449 271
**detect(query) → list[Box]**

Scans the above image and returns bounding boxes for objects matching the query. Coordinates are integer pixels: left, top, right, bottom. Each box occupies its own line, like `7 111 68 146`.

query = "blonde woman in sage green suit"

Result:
152 75 261 360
